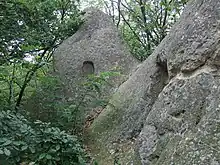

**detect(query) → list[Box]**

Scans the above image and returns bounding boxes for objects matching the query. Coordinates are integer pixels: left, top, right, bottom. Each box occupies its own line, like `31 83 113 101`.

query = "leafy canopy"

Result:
0 0 83 109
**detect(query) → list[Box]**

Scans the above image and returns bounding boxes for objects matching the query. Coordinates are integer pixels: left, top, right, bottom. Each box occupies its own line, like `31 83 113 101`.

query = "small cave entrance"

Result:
82 61 95 75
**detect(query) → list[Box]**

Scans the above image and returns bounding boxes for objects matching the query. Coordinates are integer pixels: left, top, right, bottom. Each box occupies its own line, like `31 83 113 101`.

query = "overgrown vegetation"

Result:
0 110 86 165
26 70 119 133
0 0 82 110
0 0 189 164
0 0 88 164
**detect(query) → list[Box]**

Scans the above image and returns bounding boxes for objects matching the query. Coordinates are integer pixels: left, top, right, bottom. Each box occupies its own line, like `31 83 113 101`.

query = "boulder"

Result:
54 8 138 99
88 0 220 164
53 8 138 127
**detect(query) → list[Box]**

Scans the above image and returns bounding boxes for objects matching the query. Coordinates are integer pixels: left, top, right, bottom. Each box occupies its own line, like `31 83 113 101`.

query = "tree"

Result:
81 0 188 61
0 0 83 110
118 0 188 60
0 2 87 163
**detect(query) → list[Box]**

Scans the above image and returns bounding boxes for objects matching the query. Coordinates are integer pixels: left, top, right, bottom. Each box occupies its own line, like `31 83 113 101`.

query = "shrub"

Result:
0 110 86 165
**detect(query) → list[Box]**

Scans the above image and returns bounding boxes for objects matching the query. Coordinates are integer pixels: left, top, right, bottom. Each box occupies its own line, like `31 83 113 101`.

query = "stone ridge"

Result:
87 0 220 164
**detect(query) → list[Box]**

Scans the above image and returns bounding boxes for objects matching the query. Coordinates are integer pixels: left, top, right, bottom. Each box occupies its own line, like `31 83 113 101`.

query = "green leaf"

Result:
4 148 11 156
46 154 52 160
13 141 22 146
2 140 12 146
0 149 4 154
29 146 36 153
21 145 28 151
55 144 60 151
39 153 46 160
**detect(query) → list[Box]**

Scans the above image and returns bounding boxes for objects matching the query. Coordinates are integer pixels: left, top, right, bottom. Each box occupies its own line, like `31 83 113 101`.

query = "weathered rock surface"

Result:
53 9 138 128
54 8 138 99
88 0 220 164
138 70 220 165
88 54 168 163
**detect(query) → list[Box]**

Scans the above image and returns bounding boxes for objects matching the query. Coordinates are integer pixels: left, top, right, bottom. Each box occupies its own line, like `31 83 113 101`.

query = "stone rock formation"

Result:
54 8 138 100
87 0 220 164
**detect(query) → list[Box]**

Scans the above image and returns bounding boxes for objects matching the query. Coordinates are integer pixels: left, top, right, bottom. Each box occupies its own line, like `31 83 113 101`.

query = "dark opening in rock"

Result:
82 61 94 75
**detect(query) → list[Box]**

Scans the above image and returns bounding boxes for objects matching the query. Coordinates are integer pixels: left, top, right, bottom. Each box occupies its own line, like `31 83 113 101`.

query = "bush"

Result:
0 110 86 165
25 71 120 133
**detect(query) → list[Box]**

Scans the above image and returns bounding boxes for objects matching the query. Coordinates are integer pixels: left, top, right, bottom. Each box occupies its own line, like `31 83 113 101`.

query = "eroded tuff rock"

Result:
138 69 220 165
53 8 138 119
54 8 138 97
88 0 220 164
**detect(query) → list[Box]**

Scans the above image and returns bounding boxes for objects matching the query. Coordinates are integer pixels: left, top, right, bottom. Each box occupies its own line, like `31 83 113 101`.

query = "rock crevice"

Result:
86 0 220 164
53 0 220 164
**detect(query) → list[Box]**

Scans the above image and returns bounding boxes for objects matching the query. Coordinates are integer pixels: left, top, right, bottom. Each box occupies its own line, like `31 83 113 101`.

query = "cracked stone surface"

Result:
53 8 138 121
54 8 138 99
137 0 220 164
87 0 220 164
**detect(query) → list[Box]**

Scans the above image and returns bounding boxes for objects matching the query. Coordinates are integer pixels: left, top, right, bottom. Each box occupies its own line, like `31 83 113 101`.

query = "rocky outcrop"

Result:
54 8 138 99
88 0 220 164
53 8 138 126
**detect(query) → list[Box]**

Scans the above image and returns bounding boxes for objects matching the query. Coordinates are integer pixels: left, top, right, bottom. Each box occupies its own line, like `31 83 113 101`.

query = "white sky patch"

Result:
24 49 44 63
24 55 35 62
80 0 104 10
17 20 24 26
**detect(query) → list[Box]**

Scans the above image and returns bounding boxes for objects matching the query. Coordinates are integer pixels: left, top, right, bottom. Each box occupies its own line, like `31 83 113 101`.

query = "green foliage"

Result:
83 71 120 95
0 61 37 110
120 25 150 61
0 0 82 54
0 110 86 165
0 0 83 110
23 73 60 124
119 0 189 60
24 70 120 135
